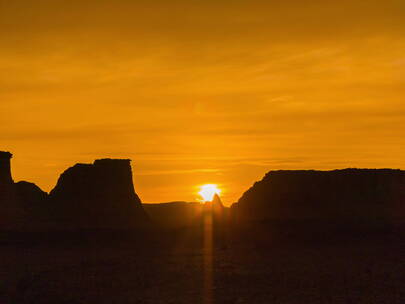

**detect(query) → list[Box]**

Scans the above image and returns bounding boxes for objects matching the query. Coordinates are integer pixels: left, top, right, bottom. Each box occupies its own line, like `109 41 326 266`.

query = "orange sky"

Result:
1 0 404 205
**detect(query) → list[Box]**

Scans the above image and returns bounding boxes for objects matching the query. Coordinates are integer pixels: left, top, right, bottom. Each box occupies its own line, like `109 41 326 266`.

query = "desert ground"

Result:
1 225 404 304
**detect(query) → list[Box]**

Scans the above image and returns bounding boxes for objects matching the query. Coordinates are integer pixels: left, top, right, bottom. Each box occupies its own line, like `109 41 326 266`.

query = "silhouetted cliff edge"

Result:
0 152 149 231
232 169 405 225
49 159 149 229
0 151 20 229
0 152 49 230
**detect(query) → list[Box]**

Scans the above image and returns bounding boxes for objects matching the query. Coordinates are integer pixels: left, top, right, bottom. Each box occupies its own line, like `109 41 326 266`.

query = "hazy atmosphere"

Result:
1 0 404 204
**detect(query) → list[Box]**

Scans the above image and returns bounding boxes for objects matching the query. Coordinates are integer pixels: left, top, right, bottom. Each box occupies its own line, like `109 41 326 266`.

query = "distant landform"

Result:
0 151 149 230
1 151 404 233
232 169 405 221
144 194 226 228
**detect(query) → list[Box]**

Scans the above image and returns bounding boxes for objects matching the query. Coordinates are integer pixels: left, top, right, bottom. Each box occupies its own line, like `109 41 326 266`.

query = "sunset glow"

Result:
1 1 404 205
1 2 402 303
198 184 221 202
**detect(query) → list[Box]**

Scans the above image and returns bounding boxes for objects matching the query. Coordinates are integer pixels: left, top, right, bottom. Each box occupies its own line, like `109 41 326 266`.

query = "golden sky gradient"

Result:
1 0 404 204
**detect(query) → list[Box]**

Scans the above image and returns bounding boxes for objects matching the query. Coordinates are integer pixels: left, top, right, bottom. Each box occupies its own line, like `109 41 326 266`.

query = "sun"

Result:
198 184 221 202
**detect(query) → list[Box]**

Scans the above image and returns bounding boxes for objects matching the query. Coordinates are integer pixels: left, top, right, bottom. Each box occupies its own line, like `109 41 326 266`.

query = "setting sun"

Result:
198 184 221 202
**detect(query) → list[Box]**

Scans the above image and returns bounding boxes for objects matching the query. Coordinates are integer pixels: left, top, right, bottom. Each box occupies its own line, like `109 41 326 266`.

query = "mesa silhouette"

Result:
1 151 405 233
231 169 405 236
0 151 149 231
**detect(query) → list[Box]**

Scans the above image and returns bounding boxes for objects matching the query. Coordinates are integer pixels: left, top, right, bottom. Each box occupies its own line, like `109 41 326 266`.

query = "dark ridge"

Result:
144 195 229 229
48 158 149 229
0 152 149 231
233 169 405 225
143 201 203 228
15 181 48 207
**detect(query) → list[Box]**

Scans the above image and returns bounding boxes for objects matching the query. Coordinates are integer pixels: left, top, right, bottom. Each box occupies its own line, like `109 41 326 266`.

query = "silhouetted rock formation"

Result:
144 195 228 229
0 152 47 230
0 151 13 184
144 202 204 228
233 169 405 224
15 181 49 227
0 151 19 229
1 152 149 231
203 193 224 212
212 193 223 206
15 181 48 207
0 151 49 230
49 159 149 229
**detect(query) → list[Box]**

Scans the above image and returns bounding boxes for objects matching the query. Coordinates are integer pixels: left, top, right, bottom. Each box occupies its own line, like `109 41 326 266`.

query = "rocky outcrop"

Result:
203 193 226 219
0 151 19 229
1 152 149 231
48 159 149 229
144 195 228 228
144 202 204 228
0 151 49 230
0 151 13 184
234 169 405 222
15 181 48 207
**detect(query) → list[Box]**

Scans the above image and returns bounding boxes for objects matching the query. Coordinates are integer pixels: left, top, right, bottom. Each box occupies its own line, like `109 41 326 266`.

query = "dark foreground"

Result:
0 226 404 304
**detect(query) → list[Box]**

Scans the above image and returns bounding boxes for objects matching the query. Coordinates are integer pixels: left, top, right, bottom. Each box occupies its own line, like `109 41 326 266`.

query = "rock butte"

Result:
232 169 405 223
0 152 149 230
